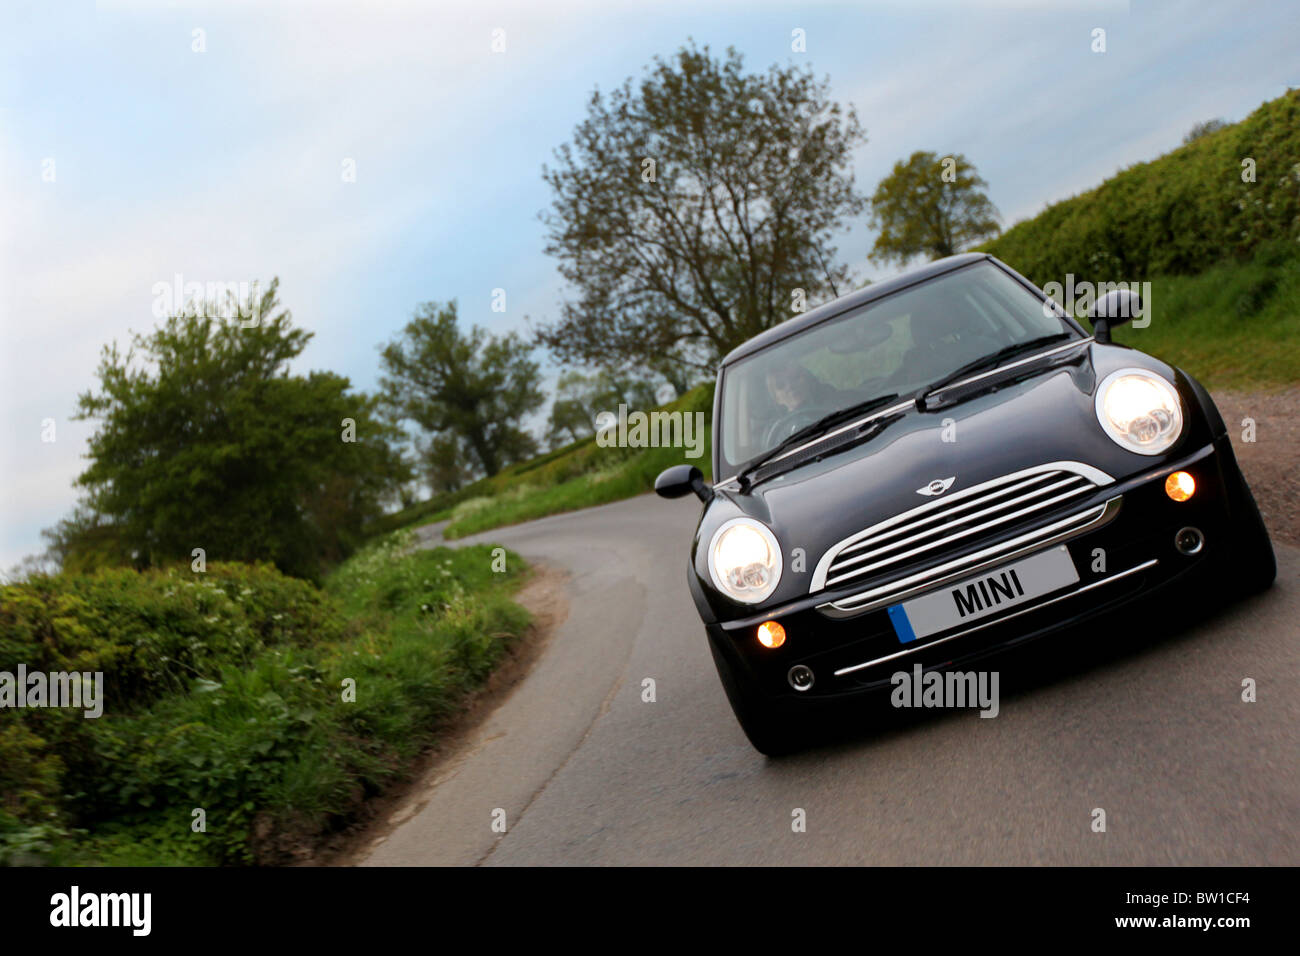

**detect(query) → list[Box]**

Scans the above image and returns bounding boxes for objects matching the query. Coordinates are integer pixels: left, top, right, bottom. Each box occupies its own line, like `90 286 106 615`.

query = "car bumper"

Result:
707 435 1251 704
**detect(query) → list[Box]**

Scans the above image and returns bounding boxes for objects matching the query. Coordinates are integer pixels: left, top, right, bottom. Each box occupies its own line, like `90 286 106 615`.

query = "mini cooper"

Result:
655 253 1276 755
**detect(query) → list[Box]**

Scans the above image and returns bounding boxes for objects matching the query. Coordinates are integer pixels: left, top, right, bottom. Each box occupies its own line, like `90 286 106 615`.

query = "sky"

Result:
2 0 1298 570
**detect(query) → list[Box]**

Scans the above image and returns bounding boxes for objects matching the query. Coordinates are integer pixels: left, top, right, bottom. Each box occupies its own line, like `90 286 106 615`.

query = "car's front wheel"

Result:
706 634 804 757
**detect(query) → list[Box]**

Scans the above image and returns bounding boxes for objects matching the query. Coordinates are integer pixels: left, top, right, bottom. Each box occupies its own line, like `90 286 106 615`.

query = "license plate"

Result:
887 545 1079 643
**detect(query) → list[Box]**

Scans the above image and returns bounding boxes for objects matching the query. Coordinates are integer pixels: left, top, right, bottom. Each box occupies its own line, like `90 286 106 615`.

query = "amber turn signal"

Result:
757 620 786 649
1165 470 1195 502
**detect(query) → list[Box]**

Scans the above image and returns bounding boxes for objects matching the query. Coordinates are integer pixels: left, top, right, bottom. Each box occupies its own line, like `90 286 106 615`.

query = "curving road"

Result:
359 494 1299 866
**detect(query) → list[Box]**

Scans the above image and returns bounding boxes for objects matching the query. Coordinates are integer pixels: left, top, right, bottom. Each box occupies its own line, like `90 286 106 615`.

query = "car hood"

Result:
695 342 1216 616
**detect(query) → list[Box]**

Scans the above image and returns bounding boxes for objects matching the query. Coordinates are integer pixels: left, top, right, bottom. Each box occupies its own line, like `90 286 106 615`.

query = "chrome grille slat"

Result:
836 470 1062 556
819 498 1122 617
833 474 1089 566
810 461 1115 600
832 473 1076 561
824 484 1099 588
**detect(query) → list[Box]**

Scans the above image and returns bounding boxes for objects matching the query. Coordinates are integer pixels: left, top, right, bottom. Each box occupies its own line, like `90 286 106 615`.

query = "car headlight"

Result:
707 517 783 604
1095 368 1183 455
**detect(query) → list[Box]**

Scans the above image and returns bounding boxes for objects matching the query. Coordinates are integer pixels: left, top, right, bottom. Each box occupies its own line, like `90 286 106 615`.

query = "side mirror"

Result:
654 464 712 503
1087 289 1142 344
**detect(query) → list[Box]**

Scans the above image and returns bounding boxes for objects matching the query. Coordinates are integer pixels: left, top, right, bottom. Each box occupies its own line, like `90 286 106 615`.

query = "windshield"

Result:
717 262 1077 477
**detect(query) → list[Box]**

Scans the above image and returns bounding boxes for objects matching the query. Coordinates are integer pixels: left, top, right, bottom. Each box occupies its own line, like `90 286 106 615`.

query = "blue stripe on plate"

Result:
887 603 918 644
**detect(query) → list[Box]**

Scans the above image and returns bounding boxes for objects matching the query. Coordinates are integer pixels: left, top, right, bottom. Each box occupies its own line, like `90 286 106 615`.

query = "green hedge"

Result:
981 91 1300 286
0 539 528 865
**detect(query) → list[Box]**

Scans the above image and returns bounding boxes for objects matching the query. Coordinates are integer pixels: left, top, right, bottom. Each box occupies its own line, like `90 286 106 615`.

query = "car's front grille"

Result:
810 461 1115 603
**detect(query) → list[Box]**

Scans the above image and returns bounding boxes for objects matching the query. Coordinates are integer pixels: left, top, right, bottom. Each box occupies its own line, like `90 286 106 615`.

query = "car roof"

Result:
719 252 994 367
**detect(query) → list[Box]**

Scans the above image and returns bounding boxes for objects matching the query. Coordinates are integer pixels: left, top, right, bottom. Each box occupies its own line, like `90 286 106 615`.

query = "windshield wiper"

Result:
735 392 900 490
914 333 1074 411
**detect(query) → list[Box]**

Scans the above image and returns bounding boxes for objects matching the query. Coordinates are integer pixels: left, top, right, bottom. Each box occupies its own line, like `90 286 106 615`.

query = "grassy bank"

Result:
1109 240 1300 390
371 383 714 541
0 532 528 865
443 385 712 539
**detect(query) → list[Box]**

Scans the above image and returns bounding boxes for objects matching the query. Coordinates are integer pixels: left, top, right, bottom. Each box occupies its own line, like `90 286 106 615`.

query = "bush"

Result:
0 541 529 864
981 91 1300 286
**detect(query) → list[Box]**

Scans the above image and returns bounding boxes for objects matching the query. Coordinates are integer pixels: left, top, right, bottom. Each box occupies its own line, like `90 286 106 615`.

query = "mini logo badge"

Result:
917 476 956 496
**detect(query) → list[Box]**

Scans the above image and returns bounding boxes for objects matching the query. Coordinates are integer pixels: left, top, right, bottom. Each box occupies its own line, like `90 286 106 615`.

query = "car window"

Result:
718 262 1074 476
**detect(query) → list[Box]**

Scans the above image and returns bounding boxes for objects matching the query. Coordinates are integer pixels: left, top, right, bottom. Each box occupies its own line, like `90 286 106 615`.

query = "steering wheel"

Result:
764 406 835 449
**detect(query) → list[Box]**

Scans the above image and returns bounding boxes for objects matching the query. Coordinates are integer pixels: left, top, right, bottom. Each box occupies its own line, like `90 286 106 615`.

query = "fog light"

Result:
1175 526 1205 555
1165 470 1195 502
757 620 786 649
788 664 814 692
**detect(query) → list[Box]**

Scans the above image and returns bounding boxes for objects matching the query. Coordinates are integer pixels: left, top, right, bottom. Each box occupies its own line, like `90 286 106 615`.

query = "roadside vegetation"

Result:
1110 240 1300 390
444 385 714 538
980 91 1299 388
376 97 1299 541
373 384 714 540
0 533 528 865
981 92 1299 284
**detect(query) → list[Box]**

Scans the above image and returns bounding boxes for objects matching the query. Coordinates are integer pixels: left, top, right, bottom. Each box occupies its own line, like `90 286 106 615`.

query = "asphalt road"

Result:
360 494 1299 866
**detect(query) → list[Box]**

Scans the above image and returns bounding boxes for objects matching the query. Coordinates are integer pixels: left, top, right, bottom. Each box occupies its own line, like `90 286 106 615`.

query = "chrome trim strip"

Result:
810 460 1114 591
817 497 1122 616
824 484 1101 588
831 556 1159 677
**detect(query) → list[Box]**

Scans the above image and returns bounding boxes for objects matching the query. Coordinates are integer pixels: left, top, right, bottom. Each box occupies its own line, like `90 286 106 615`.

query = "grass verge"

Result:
0 531 529 865
1109 240 1300 390
368 384 713 542
441 385 713 539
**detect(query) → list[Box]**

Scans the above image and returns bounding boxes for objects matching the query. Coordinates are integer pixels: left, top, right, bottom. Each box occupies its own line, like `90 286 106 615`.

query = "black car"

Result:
655 253 1276 755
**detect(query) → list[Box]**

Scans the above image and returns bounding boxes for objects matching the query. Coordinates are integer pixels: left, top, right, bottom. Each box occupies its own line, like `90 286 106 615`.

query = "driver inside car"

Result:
765 364 843 413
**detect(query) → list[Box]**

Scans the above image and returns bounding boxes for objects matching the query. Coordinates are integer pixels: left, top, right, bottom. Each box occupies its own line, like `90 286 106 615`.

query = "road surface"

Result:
359 494 1299 866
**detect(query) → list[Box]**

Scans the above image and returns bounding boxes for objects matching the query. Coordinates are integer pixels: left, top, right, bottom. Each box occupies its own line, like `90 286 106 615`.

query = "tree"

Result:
61 280 410 580
1183 118 1227 144
537 43 867 371
868 151 1001 266
418 433 472 495
379 301 543 477
41 506 135 576
544 369 660 448
647 349 701 398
